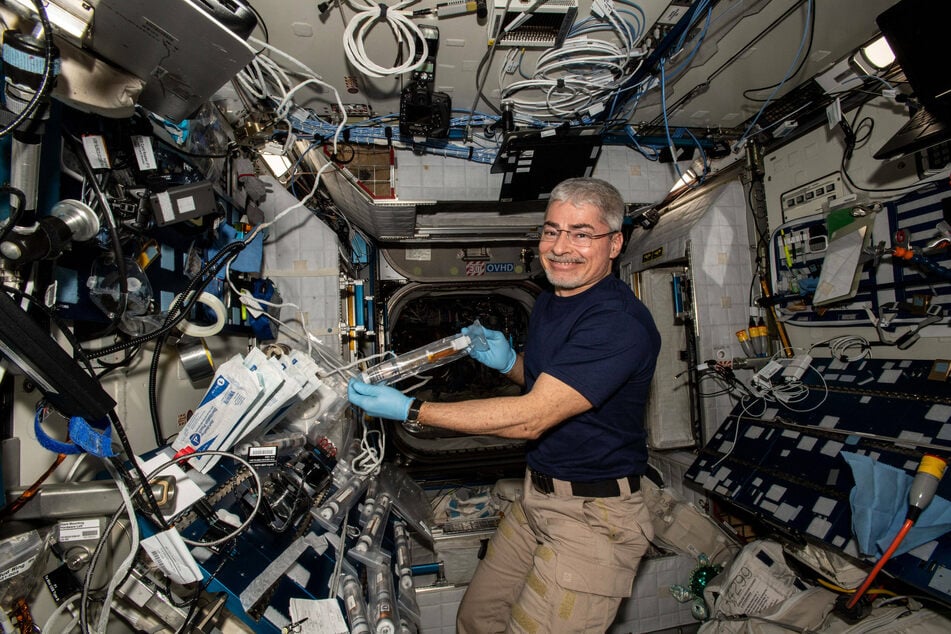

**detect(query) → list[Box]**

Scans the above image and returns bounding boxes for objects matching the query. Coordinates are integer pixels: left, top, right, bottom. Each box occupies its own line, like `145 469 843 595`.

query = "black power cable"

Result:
0 0 56 139
63 136 130 339
146 240 247 446
0 185 27 243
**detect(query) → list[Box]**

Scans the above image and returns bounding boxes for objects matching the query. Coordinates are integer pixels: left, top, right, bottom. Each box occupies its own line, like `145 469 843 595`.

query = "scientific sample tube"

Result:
368 565 398 634
355 494 391 553
342 574 371 634
358 478 380 527
359 320 489 385
313 473 368 532
735 329 755 358
319 480 358 520
393 520 414 592
750 324 768 357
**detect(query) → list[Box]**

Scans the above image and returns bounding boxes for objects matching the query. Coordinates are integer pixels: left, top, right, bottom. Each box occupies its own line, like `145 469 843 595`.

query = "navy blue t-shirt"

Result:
523 275 661 481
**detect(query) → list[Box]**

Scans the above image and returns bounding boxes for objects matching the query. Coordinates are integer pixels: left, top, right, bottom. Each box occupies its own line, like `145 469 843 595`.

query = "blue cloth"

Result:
842 451 951 557
212 224 263 275
524 275 661 481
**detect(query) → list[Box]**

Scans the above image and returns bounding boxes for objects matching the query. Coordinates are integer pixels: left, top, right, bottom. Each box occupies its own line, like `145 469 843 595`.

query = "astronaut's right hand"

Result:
463 326 516 373
347 379 412 421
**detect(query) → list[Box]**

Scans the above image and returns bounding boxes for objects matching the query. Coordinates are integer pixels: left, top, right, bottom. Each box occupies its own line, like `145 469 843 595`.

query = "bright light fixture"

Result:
852 35 895 75
261 152 292 178
669 157 706 193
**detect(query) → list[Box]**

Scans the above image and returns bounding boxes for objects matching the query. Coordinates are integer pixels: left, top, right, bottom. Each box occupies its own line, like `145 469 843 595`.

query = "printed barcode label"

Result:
141 529 201 585
58 519 101 543
248 446 277 466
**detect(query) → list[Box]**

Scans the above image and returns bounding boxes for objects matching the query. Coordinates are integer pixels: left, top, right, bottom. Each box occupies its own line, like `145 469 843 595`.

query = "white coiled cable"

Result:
342 0 428 78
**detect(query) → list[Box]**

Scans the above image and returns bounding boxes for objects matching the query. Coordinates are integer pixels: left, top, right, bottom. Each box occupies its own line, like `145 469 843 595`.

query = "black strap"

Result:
530 469 640 497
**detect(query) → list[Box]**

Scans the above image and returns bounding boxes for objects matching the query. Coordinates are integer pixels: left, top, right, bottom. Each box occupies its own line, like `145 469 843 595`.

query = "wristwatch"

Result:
403 398 424 432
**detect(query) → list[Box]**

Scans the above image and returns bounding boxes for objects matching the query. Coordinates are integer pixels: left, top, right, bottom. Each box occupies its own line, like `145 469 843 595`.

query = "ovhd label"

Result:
466 262 517 276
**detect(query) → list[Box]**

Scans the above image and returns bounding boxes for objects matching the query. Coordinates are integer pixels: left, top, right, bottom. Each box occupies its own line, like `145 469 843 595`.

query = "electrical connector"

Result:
826 97 843 129
774 120 798 138
436 0 476 18
751 360 783 391
591 0 614 18
781 354 812 382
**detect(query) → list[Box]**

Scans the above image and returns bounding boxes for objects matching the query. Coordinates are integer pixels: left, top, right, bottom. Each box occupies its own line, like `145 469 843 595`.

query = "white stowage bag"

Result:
641 475 740 567
699 586 837 634
704 540 810 619
697 539 951 633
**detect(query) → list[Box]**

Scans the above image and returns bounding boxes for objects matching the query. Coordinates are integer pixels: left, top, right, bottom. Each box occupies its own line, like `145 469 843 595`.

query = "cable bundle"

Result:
498 0 647 121
342 0 429 78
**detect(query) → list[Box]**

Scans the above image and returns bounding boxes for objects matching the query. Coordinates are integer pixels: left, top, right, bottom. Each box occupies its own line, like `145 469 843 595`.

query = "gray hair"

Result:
547 177 625 232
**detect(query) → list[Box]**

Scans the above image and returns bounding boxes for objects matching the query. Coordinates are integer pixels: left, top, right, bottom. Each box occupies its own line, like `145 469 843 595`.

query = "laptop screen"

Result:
89 0 256 121
876 0 951 109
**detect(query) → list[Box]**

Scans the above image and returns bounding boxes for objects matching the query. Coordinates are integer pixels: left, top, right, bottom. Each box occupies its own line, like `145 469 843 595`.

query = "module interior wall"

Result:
262 205 342 350
687 180 755 443
394 145 680 202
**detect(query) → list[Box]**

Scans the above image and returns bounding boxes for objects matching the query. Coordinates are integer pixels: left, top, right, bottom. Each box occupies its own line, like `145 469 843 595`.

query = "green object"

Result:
688 555 723 597
826 207 856 235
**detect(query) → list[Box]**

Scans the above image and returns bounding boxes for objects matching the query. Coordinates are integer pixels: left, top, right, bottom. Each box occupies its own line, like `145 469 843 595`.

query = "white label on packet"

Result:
57 519 101 543
155 191 175 223
141 529 202 585
82 135 111 169
172 354 263 472
131 135 158 171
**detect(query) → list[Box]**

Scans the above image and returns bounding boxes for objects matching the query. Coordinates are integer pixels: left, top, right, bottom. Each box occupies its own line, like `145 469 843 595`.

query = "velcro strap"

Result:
69 416 117 458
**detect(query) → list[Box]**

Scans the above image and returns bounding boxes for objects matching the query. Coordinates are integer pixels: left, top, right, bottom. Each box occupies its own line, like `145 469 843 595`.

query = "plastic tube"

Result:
749 324 768 357
393 521 414 591
368 564 398 634
845 518 913 609
735 329 755 358
342 574 372 634
354 281 365 329
359 320 489 385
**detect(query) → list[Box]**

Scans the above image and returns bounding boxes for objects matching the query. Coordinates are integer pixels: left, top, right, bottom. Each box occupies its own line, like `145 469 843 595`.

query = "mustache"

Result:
545 254 585 264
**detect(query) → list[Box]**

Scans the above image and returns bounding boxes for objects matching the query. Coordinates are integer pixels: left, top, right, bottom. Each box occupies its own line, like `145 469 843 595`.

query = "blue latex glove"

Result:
348 379 413 421
463 326 516 373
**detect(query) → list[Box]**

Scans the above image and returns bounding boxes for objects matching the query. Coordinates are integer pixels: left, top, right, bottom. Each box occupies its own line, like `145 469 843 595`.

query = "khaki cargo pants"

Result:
456 470 653 633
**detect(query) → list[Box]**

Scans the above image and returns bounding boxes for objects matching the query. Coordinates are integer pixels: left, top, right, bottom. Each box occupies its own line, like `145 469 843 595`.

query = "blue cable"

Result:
734 0 814 149
664 6 712 79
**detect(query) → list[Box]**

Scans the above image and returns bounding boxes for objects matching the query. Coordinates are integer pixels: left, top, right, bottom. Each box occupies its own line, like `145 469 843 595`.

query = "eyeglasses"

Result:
539 227 617 247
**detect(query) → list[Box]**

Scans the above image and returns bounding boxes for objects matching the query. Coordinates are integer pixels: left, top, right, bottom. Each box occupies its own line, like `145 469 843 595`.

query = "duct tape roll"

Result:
177 337 216 384
174 292 227 338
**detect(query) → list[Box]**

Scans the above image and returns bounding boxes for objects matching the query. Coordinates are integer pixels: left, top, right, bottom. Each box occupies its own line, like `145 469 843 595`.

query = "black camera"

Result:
400 86 451 138
398 25 451 139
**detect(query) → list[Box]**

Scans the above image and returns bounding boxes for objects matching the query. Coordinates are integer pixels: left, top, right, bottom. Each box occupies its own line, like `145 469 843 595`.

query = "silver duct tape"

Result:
177 337 215 383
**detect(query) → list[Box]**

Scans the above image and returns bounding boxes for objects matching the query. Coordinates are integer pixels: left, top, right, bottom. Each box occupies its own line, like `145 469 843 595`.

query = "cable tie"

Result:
378 3 388 19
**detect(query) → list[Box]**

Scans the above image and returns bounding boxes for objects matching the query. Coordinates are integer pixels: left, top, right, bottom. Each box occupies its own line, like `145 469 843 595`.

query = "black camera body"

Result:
398 25 451 139
399 86 451 138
